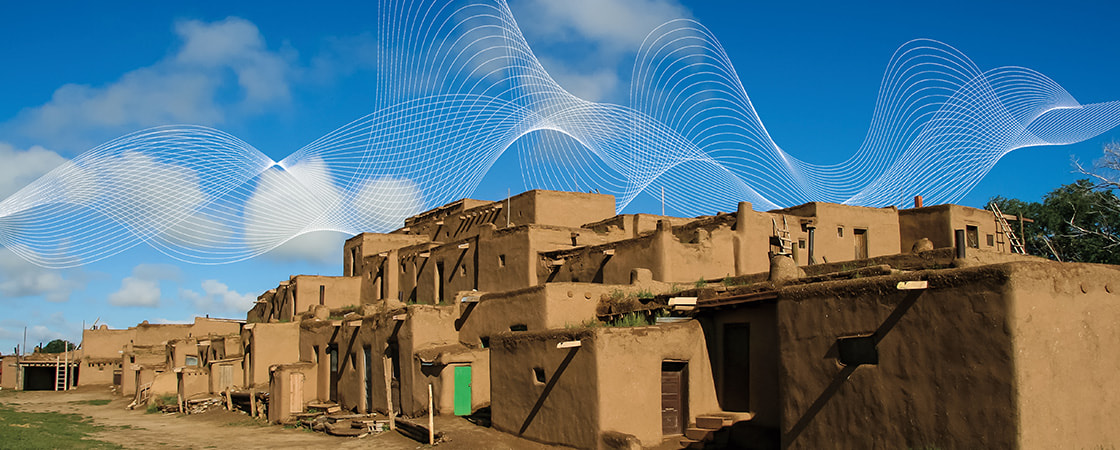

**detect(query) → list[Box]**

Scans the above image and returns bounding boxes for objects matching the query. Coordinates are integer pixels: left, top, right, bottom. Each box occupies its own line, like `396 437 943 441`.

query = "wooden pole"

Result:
225 387 233 410
427 384 434 445
250 389 257 418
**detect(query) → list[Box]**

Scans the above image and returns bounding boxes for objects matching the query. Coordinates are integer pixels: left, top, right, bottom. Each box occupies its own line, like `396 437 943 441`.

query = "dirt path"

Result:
1 387 562 449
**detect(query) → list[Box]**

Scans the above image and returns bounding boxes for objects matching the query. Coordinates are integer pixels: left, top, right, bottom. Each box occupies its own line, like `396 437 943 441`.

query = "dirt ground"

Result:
1 386 564 449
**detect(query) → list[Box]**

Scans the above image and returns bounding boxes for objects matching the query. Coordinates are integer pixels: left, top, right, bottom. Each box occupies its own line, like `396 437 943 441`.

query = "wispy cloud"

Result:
0 248 85 303
0 142 68 199
4 17 294 152
181 279 256 315
107 263 182 307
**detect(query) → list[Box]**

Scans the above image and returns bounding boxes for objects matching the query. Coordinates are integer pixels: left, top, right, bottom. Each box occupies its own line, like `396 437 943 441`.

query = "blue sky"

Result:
1 0 1117 354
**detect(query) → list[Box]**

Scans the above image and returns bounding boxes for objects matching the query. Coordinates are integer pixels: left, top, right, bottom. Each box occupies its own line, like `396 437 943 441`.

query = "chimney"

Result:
914 195 923 208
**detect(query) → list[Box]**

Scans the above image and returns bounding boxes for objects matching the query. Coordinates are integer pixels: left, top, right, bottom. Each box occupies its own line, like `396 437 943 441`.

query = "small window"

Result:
480 336 490 348
837 336 877 366
532 367 546 384
319 285 325 305
185 355 199 367
798 239 806 249
401 262 407 273
837 227 844 237
460 265 467 277
986 234 994 246
966 225 979 248
510 324 528 332
498 254 506 267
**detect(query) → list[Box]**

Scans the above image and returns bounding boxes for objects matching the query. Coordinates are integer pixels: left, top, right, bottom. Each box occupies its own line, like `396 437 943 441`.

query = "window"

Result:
798 239 806 249
533 367 546 384
510 324 528 332
498 254 506 267
837 336 878 366
837 227 844 237
185 355 199 366
966 225 979 248
986 234 994 246
319 285 325 306
480 336 490 348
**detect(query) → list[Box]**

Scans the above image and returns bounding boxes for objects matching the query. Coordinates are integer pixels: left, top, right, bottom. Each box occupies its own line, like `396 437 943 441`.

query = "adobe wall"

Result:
775 202 900 265
1005 262 1120 448
458 283 604 347
82 327 135 359
246 322 300 388
899 205 1007 253
775 267 1018 449
583 213 693 240
208 358 244 392
512 190 616 230
190 317 242 337
269 362 316 423
594 322 721 447
1 355 17 389
292 275 361 310
696 301 781 428
133 323 193 346
344 233 432 278
490 329 600 449
178 368 210 400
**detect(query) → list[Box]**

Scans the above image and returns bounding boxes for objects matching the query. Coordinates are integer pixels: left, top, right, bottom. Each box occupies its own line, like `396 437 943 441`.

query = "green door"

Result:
453 365 472 416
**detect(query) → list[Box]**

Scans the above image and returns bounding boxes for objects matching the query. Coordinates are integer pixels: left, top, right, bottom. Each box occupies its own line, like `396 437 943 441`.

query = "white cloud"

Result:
512 0 688 51
181 279 257 315
107 263 181 307
0 142 68 199
263 230 348 264
509 0 688 103
6 17 292 151
0 248 84 303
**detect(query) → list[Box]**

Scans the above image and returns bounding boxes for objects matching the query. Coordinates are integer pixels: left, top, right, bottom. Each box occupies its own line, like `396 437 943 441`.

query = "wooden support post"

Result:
250 389 257 418
384 358 395 431
225 387 233 410
428 384 434 445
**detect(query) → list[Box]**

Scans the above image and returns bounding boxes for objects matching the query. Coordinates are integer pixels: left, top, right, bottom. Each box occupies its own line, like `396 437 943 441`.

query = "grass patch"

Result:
0 402 121 449
693 277 707 288
70 399 112 406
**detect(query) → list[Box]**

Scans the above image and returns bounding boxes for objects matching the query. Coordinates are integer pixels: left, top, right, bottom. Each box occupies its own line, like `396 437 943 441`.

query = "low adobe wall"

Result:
775 266 1018 449
1006 262 1120 448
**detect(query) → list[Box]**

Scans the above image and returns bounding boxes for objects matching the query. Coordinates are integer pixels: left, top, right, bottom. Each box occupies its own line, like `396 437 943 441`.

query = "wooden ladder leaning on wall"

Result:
988 202 1026 254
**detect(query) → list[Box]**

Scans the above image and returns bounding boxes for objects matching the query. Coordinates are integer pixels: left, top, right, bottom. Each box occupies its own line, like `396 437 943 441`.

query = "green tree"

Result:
991 145 1120 265
41 339 75 353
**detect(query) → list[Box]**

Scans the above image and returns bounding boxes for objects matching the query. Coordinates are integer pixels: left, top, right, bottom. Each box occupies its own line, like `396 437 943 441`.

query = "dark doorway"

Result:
436 261 446 304
722 323 751 412
661 361 688 435
22 367 55 390
328 345 339 402
388 340 402 414
364 346 373 413
853 228 868 259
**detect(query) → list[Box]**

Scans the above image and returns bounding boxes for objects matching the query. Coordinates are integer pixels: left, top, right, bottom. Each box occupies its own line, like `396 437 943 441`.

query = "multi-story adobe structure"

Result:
20 189 1116 450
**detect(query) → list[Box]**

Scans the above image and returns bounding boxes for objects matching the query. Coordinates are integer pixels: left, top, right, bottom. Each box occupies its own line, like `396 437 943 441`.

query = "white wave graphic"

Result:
2 0 1118 268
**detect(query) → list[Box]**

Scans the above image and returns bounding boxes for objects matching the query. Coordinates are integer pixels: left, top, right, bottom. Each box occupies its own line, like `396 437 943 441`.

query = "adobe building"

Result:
53 188 1108 449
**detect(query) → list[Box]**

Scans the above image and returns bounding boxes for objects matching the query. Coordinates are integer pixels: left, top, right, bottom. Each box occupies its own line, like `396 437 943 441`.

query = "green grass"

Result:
693 277 707 288
0 402 121 449
70 399 112 406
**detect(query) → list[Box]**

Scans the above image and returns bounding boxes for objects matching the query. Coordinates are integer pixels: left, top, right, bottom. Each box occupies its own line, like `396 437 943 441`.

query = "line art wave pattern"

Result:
2 0 1120 268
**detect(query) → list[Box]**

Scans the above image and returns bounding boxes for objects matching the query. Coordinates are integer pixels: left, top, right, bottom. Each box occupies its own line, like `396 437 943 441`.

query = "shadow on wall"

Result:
519 346 580 435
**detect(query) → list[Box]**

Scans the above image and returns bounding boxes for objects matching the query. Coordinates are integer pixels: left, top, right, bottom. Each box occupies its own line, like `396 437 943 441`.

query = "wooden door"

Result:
722 323 751 411
661 361 688 435
289 373 303 413
220 364 233 391
453 365 472 416
854 228 868 259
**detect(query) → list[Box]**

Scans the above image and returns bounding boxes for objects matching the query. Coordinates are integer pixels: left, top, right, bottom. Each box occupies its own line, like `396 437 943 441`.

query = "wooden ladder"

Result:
54 354 68 391
989 202 1026 254
772 216 793 255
